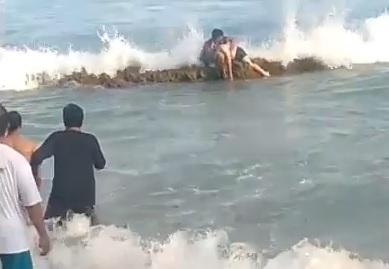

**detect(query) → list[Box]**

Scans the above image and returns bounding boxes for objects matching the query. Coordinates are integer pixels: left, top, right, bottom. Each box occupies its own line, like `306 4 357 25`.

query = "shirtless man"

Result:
3 111 42 189
199 28 225 66
216 36 270 81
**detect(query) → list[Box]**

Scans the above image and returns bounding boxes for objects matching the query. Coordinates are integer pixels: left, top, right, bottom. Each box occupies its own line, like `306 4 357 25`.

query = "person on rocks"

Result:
200 29 270 80
215 36 271 81
30 103 106 227
0 106 51 269
2 111 42 189
199 28 225 66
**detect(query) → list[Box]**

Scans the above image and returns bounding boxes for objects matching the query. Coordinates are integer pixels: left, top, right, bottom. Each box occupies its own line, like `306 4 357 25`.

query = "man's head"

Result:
63 103 84 129
0 114 9 138
7 111 22 134
0 104 8 138
211 28 224 41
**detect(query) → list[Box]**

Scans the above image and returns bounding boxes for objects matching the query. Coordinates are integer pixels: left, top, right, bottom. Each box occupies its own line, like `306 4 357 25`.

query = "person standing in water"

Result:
3 111 42 189
31 103 106 226
0 106 51 269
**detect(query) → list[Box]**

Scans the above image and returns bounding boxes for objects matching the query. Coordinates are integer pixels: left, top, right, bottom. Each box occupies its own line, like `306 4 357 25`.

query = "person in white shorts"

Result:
0 105 50 269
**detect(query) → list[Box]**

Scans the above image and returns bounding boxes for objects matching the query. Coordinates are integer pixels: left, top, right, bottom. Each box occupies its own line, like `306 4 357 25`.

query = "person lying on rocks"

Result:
199 28 225 66
215 36 271 81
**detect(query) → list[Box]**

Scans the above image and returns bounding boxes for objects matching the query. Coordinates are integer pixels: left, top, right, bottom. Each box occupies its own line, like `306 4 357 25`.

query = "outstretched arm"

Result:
30 133 56 178
92 135 106 170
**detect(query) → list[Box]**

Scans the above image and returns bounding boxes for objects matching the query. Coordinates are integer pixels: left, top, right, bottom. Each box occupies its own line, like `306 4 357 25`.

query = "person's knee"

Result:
242 55 252 65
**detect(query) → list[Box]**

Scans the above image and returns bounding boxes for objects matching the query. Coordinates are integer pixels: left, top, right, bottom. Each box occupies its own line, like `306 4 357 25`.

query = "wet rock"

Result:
56 57 333 88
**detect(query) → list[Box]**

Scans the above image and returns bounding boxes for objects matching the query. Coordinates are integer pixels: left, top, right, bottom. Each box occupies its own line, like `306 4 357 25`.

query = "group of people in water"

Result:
0 29 269 269
199 28 271 79
0 103 106 269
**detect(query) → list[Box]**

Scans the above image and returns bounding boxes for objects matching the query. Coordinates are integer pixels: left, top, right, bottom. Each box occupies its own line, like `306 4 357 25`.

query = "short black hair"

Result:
8 111 22 133
0 115 8 137
0 104 8 137
211 28 224 40
63 103 84 128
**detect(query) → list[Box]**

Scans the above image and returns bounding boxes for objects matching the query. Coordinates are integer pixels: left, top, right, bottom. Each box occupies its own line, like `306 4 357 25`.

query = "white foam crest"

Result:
24 215 389 269
247 12 389 67
3 12 389 91
0 25 204 91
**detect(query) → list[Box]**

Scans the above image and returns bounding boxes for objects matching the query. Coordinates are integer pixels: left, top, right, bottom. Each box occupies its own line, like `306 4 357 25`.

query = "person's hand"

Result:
263 71 270 77
39 234 51 256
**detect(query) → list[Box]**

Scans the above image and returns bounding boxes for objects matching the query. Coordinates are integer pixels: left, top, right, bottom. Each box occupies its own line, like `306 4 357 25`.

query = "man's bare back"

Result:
8 136 37 162
4 111 42 189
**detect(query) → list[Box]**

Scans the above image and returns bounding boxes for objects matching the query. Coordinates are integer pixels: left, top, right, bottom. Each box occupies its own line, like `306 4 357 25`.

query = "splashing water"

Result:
22 214 388 269
2 12 389 90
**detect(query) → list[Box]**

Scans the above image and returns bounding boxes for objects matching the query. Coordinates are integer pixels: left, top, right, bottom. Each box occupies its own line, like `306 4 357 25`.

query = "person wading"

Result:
31 103 106 226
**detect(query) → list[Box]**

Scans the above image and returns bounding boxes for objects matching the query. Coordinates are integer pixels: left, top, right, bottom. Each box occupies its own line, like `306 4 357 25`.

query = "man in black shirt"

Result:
31 103 106 226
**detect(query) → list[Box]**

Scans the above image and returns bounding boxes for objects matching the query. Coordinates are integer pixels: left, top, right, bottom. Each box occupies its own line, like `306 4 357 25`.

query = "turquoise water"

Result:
3 0 389 268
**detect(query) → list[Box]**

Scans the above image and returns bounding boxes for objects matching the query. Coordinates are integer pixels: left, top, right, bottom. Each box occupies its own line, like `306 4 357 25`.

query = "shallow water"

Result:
3 67 389 268
3 0 389 268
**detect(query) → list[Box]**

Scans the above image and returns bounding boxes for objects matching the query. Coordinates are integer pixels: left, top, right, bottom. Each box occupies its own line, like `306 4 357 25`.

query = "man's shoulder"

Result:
0 144 28 166
81 132 99 143
19 137 37 150
0 144 22 158
49 130 63 138
203 38 213 47
41 130 63 143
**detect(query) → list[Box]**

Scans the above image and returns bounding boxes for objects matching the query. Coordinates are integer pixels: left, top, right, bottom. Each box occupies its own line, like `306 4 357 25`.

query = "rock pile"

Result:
56 57 330 88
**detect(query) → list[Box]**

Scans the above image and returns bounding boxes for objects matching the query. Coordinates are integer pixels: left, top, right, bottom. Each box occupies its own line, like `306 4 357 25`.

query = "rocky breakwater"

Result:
57 57 330 88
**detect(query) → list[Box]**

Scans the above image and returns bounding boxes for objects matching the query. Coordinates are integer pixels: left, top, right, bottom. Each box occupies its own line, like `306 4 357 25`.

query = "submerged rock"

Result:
57 57 330 88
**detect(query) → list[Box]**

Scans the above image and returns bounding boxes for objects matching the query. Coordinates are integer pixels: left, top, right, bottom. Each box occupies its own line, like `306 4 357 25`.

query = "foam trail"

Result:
2 12 389 91
25 215 389 269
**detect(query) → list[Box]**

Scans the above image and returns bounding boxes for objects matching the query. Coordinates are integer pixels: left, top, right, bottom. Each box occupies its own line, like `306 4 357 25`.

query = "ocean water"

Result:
2 0 389 268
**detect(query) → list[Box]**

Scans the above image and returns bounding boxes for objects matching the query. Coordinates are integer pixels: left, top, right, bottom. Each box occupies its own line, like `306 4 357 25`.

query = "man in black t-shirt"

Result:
31 103 106 226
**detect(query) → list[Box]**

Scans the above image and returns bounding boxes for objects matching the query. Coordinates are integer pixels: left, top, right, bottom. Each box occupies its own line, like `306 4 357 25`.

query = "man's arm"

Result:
30 133 55 178
199 45 210 66
92 135 106 170
15 155 48 244
30 144 42 189
35 166 42 190
219 45 233 80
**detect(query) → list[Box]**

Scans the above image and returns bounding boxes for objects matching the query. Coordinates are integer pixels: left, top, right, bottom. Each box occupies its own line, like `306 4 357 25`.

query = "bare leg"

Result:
250 62 270 77
215 51 227 79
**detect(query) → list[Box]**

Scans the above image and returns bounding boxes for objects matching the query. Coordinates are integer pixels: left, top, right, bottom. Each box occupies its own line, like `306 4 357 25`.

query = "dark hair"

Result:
63 103 84 128
0 104 8 137
7 111 22 133
211 29 224 40
0 113 9 137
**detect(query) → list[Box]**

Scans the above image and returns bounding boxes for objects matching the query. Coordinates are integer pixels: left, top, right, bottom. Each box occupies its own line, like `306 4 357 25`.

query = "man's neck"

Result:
0 134 16 146
66 127 81 132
